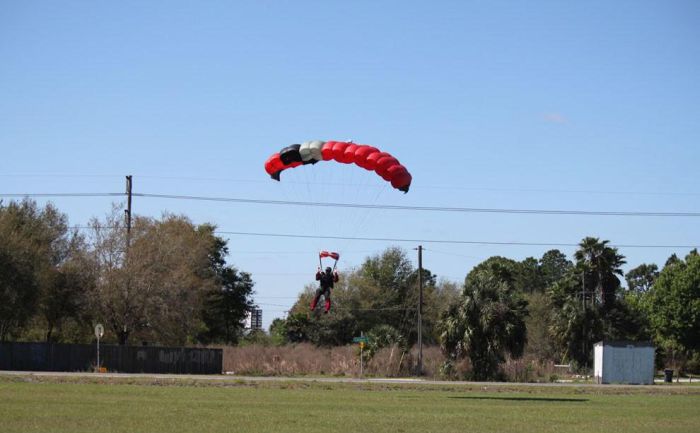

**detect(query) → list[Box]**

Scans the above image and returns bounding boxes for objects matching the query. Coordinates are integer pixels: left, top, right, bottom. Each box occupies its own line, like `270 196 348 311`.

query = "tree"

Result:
200 266 255 345
38 260 91 342
269 318 288 346
439 265 528 380
515 257 545 293
85 205 137 345
0 243 38 341
643 251 700 354
285 247 432 346
86 209 228 345
549 238 649 368
194 225 256 345
523 291 557 361
0 199 81 341
549 274 603 369
625 264 659 293
574 237 626 308
539 249 573 287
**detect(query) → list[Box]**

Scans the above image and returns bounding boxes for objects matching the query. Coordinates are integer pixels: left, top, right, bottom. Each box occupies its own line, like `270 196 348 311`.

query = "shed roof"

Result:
594 340 654 348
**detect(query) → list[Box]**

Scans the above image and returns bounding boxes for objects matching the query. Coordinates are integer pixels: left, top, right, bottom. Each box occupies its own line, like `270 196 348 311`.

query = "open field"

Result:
2 374 700 433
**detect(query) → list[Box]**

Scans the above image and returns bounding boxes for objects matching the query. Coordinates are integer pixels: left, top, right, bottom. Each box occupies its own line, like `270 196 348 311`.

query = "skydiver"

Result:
311 266 339 314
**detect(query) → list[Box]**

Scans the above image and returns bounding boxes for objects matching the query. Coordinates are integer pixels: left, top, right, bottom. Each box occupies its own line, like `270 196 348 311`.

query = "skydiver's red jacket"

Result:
316 271 339 289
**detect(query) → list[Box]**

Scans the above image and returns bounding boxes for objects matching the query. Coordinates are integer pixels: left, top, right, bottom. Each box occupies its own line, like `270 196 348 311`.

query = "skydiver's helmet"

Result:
325 267 332 274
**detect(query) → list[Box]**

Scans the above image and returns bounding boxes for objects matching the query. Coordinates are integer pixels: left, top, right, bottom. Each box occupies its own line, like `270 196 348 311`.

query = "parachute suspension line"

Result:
339 159 361 248
265 139 413 276
320 159 335 256
301 163 322 254
339 179 386 252
337 181 389 256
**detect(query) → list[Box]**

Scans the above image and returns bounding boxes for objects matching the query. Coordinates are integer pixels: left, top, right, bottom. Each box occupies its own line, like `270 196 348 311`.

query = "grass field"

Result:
2 375 699 433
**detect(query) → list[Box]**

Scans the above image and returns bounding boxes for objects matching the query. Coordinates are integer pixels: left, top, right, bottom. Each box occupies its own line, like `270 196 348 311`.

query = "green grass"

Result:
1 376 699 433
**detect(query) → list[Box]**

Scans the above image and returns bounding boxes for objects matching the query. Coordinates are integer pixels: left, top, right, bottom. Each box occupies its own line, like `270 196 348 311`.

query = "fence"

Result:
0 342 222 374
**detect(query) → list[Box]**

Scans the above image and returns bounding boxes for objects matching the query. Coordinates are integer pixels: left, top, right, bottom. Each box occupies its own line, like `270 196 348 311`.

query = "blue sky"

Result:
2 1 699 329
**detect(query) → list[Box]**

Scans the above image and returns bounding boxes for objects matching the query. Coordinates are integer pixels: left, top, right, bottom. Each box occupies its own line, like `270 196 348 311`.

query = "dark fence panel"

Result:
0 342 222 374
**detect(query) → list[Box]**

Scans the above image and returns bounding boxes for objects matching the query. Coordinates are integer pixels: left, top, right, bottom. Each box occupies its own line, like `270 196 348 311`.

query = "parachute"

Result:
264 140 412 192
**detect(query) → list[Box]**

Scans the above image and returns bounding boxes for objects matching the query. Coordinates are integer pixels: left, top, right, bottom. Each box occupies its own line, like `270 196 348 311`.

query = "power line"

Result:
66 226 699 249
3 190 699 217
4 173 698 197
134 192 700 218
0 174 123 178
216 230 700 249
0 193 123 198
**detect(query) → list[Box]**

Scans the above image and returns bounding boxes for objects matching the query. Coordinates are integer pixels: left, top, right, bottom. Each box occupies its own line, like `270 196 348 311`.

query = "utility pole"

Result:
416 245 423 375
125 175 133 249
121 175 133 346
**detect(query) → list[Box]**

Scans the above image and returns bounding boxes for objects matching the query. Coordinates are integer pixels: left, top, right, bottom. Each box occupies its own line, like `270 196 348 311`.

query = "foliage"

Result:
625 263 659 293
83 206 254 346
549 282 603 369
365 324 406 357
268 318 288 346
549 238 650 368
199 243 256 345
574 237 626 308
0 241 38 341
643 250 700 355
522 292 557 361
238 329 274 347
0 199 80 341
283 247 438 347
539 249 573 287
439 265 528 380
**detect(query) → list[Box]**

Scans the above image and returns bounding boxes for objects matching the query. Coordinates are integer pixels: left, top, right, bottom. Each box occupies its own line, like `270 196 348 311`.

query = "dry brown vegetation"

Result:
220 344 560 381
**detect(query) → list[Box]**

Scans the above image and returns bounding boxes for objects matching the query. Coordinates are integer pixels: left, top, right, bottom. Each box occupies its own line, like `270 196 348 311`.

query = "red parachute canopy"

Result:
264 140 412 192
319 251 340 261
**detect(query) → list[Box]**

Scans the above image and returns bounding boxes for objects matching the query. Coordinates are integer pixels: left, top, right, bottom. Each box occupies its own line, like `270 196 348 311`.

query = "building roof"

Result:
594 340 654 348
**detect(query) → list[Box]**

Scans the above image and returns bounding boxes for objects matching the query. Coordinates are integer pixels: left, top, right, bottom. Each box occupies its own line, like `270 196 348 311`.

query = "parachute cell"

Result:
355 146 379 168
364 151 390 170
321 141 336 161
280 144 302 165
331 142 350 162
339 143 358 164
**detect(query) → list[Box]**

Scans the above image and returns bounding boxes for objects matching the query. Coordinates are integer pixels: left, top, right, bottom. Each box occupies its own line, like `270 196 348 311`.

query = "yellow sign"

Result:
359 342 365 350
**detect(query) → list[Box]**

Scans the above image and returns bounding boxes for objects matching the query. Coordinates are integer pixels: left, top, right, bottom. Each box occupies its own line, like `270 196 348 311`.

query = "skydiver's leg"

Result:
324 288 331 313
310 288 322 311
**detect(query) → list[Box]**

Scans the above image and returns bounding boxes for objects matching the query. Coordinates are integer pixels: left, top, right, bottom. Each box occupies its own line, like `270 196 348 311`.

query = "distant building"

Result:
244 308 263 331
594 341 655 385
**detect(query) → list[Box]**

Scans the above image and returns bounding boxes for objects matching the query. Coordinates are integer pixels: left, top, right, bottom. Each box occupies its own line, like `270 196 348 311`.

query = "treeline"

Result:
3 199 698 380
269 241 699 380
0 199 254 346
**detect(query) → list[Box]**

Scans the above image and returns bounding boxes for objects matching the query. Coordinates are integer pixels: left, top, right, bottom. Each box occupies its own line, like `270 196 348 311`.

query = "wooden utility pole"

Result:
125 175 132 249
417 245 423 375
120 175 133 346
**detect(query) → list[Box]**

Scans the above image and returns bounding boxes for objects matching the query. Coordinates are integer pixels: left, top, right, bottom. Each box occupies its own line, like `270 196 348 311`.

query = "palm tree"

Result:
574 237 626 308
439 269 527 381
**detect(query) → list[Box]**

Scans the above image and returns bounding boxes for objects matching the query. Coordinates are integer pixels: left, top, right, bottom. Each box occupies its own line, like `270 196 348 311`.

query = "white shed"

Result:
593 341 655 385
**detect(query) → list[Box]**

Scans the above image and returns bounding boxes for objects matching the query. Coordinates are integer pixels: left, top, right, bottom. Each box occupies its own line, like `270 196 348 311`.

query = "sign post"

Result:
94 324 104 372
353 334 369 378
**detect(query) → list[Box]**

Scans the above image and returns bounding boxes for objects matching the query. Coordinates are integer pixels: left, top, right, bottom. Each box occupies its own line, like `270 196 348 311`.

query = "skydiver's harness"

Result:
317 272 336 290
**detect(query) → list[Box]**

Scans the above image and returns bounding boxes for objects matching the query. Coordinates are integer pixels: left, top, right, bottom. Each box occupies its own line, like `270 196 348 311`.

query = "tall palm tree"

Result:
574 237 626 308
439 270 527 380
